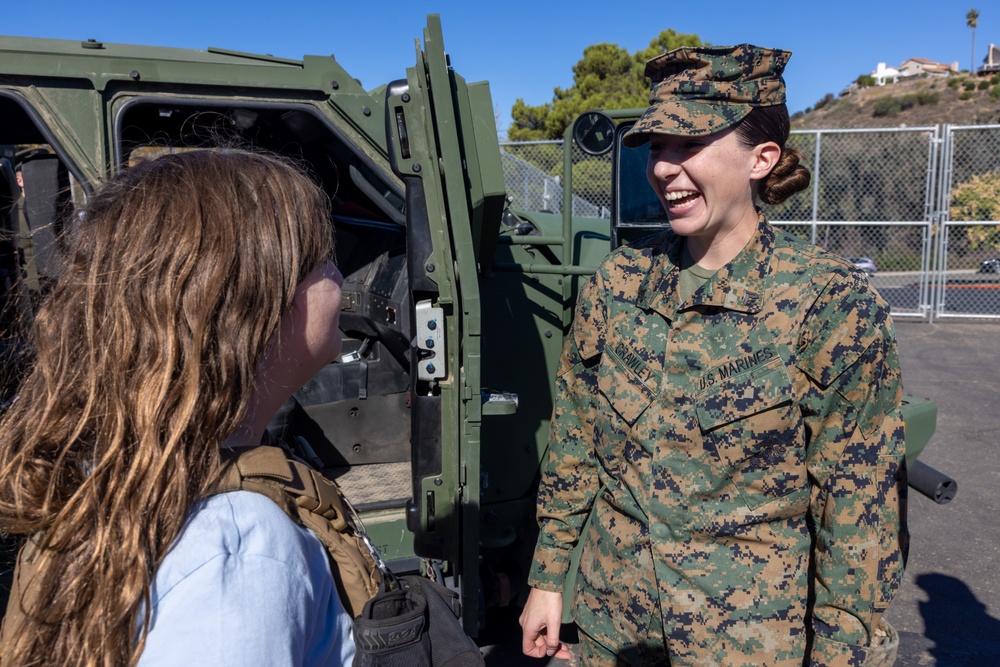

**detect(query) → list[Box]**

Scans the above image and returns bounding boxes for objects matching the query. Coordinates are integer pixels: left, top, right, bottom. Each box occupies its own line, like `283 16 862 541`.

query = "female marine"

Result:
521 45 907 667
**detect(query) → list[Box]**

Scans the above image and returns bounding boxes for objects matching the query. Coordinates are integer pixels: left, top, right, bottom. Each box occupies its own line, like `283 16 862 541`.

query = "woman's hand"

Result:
519 587 572 660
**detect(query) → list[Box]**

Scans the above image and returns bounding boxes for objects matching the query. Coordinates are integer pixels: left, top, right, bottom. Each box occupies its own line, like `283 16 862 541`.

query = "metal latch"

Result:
415 300 445 381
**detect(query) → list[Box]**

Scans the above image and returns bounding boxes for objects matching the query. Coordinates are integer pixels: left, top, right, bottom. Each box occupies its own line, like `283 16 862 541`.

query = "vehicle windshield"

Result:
616 129 669 228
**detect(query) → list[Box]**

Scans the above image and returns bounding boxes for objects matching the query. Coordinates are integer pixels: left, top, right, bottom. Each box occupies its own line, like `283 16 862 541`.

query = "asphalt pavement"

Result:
478 318 1000 666
887 319 1000 666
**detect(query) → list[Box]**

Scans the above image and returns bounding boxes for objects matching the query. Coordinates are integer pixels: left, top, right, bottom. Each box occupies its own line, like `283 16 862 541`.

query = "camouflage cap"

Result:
622 44 791 147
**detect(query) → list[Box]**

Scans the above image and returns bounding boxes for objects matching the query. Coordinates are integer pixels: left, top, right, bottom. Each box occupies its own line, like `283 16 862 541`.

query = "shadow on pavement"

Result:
917 573 1000 665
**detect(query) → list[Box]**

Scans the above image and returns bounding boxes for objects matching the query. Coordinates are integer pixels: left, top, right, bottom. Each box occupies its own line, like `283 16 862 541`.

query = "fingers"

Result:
519 588 571 659
519 609 550 658
552 643 573 660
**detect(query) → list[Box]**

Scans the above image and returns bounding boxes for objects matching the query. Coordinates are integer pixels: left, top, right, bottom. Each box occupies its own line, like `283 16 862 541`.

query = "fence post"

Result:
811 131 821 245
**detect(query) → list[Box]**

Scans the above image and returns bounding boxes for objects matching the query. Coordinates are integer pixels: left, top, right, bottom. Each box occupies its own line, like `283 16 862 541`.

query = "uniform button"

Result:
651 523 669 540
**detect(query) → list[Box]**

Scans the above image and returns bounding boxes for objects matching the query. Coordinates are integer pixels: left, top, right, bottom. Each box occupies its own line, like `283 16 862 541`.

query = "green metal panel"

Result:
899 394 937 466
418 15 485 633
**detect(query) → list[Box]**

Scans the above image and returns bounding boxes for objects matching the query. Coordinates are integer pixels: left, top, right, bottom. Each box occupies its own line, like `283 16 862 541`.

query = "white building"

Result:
981 44 1000 74
871 62 900 85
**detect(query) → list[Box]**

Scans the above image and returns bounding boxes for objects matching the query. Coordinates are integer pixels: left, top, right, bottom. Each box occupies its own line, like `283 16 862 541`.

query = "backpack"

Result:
218 445 484 667
213 443 382 618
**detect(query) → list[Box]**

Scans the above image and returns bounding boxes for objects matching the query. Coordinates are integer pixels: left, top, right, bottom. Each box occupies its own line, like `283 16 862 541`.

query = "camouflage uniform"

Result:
527 216 908 667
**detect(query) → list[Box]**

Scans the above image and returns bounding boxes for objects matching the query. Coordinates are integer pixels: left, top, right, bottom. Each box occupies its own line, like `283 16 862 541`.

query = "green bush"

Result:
872 97 902 117
834 99 855 113
871 92 939 117
963 80 977 91
951 170 1000 253
991 84 1000 102
960 90 974 101
979 79 991 90
856 74 876 87
991 72 1000 85
948 77 964 89
813 93 836 111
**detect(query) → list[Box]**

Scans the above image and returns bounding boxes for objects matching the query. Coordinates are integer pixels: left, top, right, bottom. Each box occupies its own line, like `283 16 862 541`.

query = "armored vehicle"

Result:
0 16 953 636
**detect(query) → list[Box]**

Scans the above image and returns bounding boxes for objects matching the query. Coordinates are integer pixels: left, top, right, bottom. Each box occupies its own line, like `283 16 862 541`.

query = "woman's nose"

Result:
649 154 681 180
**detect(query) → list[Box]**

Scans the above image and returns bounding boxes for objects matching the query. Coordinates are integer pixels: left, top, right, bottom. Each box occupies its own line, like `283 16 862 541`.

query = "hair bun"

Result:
761 147 810 205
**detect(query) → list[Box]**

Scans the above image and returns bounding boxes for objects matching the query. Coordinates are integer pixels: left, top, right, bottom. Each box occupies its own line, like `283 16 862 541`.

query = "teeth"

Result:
664 190 699 201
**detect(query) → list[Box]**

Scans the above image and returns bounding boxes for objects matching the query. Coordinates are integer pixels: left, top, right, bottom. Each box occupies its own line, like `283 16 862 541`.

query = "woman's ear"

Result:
750 141 781 181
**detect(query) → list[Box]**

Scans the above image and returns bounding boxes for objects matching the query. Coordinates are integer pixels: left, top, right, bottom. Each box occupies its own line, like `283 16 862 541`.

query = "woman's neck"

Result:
684 206 759 270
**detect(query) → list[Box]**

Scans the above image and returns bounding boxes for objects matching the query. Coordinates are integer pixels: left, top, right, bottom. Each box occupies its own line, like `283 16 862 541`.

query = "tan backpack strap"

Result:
213 444 382 617
214 445 298 513
0 536 40 654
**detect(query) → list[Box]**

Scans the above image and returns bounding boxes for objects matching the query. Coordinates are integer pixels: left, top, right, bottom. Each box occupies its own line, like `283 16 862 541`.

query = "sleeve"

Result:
527 270 608 592
138 552 352 667
795 274 908 667
137 497 355 667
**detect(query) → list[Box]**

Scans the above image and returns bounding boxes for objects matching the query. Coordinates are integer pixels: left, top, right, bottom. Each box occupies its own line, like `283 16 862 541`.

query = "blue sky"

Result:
7 1 998 136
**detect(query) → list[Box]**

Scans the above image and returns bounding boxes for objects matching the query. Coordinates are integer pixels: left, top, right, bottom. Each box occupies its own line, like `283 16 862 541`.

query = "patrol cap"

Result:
622 44 791 147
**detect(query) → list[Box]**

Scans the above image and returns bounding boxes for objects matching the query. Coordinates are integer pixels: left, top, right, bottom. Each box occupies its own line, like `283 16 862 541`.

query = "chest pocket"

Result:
597 329 657 427
696 356 806 511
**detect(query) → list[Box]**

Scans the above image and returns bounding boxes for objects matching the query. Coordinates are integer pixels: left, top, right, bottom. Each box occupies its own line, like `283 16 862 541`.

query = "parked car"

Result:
848 256 878 275
978 257 1000 274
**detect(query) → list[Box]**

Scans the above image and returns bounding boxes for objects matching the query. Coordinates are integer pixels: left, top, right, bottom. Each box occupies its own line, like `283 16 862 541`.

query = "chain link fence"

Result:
501 124 1000 321
762 127 939 319
500 140 612 218
935 124 1000 320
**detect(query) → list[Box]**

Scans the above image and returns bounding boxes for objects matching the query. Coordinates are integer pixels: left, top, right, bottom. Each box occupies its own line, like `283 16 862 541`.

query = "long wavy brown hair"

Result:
0 149 332 666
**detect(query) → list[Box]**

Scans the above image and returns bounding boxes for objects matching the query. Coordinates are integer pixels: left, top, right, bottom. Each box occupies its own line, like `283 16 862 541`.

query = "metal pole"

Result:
812 131 821 246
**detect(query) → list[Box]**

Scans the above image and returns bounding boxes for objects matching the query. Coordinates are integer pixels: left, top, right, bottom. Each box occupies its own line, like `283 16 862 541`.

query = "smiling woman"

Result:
521 44 908 667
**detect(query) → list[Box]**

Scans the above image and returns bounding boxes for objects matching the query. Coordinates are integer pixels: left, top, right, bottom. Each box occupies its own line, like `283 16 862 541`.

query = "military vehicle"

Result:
0 15 953 637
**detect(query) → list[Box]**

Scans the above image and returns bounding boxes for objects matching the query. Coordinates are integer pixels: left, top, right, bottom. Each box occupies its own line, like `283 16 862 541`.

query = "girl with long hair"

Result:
0 149 352 666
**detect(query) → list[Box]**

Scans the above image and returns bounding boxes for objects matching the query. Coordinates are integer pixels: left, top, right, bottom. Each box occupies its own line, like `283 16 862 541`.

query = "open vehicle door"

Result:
0 16 505 633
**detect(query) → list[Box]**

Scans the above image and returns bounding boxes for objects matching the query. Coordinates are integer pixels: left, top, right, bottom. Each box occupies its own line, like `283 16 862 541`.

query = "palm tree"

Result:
967 9 979 73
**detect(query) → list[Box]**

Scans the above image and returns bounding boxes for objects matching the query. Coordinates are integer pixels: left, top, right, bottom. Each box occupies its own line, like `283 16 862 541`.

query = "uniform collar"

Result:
637 210 774 318
635 233 681 319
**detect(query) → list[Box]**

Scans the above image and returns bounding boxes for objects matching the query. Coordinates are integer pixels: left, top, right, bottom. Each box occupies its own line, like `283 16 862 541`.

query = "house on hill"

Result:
871 62 900 85
898 57 958 78
981 44 1000 75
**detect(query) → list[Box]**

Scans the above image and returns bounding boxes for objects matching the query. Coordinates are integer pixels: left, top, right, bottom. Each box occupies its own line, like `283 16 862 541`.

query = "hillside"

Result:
791 73 1000 130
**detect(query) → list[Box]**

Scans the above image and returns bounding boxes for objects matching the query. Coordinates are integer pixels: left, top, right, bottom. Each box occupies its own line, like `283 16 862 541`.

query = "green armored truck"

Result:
0 15 953 637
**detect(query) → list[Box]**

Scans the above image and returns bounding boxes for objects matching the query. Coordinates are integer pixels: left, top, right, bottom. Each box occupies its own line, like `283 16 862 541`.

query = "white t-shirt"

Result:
138 491 355 666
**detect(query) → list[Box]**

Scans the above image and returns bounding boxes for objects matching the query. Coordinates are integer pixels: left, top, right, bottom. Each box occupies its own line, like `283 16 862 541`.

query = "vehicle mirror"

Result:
572 111 615 156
